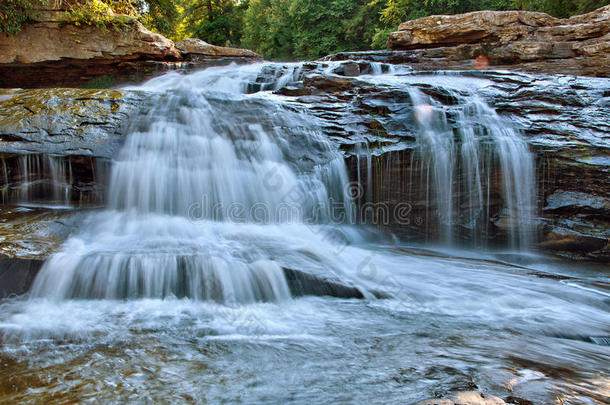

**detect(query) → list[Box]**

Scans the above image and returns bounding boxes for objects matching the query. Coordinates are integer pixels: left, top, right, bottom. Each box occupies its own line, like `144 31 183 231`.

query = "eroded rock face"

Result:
382 6 610 77
0 16 178 65
0 10 261 88
0 88 142 205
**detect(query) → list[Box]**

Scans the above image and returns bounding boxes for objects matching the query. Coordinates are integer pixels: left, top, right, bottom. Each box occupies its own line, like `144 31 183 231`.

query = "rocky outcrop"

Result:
0 10 261 88
0 88 141 205
176 38 261 60
0 15 178 65
381 6 610 77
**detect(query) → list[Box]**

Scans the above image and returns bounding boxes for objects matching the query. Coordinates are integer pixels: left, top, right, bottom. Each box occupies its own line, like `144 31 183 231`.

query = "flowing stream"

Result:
0 63 608 404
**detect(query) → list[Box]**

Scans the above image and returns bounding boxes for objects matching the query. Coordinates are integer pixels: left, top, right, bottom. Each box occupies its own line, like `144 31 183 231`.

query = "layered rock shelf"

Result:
328 6 610 77
0 9 261 88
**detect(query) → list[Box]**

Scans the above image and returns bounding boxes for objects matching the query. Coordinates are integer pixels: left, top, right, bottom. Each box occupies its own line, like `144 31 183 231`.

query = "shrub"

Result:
0 0 45 34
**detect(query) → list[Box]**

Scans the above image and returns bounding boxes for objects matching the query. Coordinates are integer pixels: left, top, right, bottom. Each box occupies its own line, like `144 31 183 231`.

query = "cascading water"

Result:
30 65 357 303
354 73 536 248
0 155 74 206
412 86 536 248
2 63 608 404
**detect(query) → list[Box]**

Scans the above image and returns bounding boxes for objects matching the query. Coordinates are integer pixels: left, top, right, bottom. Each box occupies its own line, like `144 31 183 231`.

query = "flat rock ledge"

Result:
383 6 609 77
0 11 262 88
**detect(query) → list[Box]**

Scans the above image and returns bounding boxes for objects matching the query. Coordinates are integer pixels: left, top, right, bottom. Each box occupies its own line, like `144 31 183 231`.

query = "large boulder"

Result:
176 38 261 60
0 16 179 65
384 6 610 77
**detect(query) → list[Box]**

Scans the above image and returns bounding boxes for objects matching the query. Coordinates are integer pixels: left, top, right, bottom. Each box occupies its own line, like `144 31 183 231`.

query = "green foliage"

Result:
379 0 609 23
243 0 388 60
139 0 180 37
242 0 294 59
62 0 134 30
182 0 246 46
82 74 116 88
0 0 45 34
3 0 609 58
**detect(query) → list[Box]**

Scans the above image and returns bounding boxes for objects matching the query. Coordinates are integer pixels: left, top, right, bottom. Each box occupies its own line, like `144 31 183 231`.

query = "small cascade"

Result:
346 72 536 248
0 154 77 207
402 85 536 248
409 88 456 244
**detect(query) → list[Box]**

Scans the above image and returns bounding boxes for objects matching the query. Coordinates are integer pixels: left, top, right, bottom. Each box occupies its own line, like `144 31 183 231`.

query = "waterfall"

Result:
28 63 537 304
30 64 356 303
406 85 536 248
0 154 76 207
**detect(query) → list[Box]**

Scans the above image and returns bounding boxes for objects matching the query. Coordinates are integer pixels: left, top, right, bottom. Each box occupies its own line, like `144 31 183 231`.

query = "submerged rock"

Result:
282 268 366 299
416 391 506 405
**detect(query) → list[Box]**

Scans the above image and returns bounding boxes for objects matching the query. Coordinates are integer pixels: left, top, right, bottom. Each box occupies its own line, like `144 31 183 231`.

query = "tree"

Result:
242 0 295 59
182 0 246 46
139 0 180 37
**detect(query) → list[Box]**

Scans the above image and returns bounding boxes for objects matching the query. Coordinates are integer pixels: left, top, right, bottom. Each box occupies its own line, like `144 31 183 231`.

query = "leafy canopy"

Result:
2 0 609 59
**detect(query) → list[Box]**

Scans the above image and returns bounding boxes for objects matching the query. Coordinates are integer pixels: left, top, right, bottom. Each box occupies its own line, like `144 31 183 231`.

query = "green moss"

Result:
82 74 116 89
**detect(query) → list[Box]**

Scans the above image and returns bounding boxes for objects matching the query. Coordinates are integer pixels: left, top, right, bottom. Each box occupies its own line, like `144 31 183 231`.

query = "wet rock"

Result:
0 88 142 205
0 88 140 157
334 62 361 77
0 207 82 298
303 74 355 92
504 397 534 405
539 227 609 260
0 207 77 260
282 268 366 299
416 391 506 405
0 255 43 298
386 6 610 77
543 191 610 216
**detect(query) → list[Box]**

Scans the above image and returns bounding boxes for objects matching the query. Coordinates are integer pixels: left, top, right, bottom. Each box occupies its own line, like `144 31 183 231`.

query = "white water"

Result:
1 63 607 404
0 155 75 206
357 73 536 248
31 65 357 302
